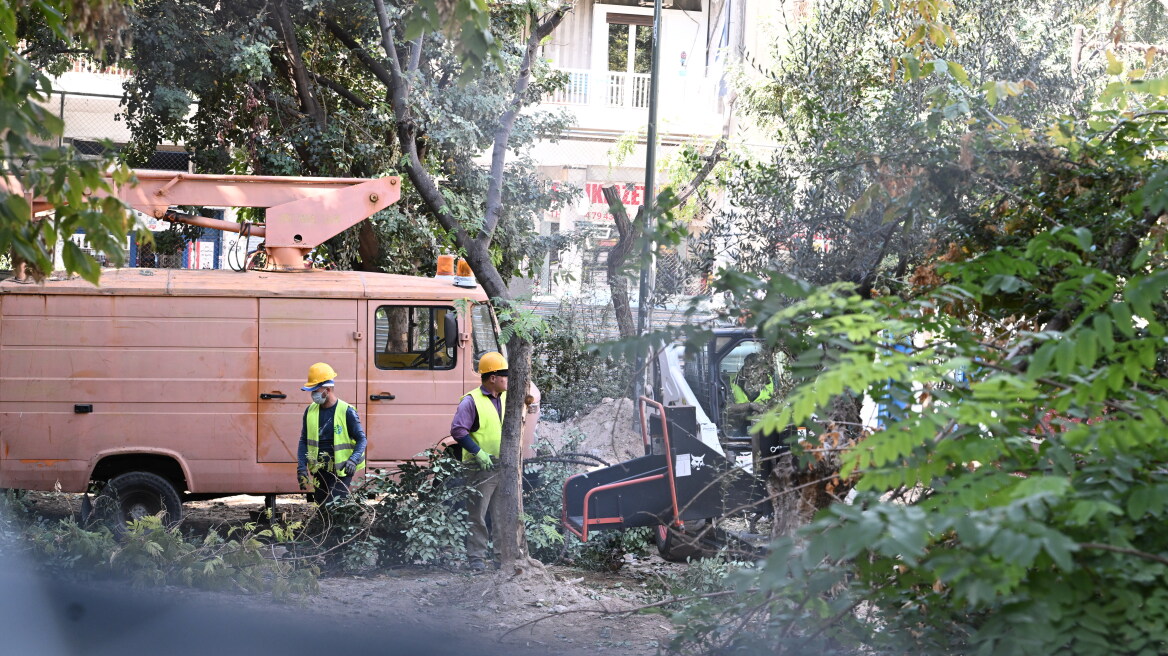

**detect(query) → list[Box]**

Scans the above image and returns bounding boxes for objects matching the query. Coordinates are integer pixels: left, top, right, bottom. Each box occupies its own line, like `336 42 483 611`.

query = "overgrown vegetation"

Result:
659 0 1168 651
2 493 318 599
531 309 634 421
325 448 472 571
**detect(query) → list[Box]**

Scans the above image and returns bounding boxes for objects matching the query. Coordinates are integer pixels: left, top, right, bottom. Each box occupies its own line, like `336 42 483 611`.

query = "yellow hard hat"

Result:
478 352 508 375
302 362 338 390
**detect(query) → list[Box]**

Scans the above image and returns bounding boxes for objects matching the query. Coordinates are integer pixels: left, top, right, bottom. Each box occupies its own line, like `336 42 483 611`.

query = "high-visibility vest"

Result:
306 400 364 474
462 387 505 461
731 378 774 404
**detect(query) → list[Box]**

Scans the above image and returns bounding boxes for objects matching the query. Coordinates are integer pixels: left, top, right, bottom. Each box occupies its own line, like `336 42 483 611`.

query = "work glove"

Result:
297 471 311 491
474 449 493 470
340 458 358 477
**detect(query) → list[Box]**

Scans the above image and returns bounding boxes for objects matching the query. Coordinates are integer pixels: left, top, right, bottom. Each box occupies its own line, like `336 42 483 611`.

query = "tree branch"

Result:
1080 542 1168 566
481 8 569 240
310 72 369 109
673 139 726 207
271 0 324 126
324 18 395 89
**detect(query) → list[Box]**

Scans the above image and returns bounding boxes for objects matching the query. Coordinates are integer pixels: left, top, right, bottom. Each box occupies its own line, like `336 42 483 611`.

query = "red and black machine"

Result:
562 397 786 560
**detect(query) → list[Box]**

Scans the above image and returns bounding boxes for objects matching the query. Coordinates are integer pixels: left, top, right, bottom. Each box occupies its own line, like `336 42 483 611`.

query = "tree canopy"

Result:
1 0 136 283
664 0 1168 652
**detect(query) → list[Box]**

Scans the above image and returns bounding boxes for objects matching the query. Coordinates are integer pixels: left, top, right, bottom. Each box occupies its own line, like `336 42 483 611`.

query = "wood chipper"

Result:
562 397 790 561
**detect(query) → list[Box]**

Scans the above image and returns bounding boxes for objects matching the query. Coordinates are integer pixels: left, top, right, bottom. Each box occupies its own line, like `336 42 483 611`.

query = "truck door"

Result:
257 298 360 463
364 302 463 462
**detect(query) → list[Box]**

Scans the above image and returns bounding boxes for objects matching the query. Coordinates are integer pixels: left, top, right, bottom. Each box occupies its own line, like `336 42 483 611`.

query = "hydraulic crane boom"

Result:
8 170 402 274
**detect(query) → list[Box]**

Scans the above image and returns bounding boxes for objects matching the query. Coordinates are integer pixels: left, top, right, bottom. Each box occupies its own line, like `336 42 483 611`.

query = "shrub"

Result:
325 448 471 570
530 308 632 422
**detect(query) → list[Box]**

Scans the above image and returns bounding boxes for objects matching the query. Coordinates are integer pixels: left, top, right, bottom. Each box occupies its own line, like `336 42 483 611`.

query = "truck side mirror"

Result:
444 312 458 349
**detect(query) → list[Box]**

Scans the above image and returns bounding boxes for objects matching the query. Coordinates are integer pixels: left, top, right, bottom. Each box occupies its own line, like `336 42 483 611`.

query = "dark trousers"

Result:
311 453 353 505
465 467 500 560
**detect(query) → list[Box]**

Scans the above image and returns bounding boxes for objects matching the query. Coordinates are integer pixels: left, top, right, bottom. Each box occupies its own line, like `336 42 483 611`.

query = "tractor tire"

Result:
655 520 719 562
93 472 183 534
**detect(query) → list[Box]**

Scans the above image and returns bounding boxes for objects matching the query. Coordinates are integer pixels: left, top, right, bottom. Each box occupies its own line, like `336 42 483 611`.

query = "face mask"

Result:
311 389 328 404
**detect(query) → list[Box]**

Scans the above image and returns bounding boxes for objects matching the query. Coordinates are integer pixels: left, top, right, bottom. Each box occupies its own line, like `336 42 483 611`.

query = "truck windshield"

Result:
472 303 502 371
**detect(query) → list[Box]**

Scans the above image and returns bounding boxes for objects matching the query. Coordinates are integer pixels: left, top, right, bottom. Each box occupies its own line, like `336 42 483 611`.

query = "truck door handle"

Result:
260 392 287 400
370 393 396 401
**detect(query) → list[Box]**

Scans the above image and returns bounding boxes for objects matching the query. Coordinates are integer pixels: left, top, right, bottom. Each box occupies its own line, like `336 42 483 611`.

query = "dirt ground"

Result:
11 491 683 655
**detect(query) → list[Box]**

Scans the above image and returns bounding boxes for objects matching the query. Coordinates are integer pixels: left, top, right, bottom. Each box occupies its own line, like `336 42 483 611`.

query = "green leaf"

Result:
61 239 100 285
1076 329 1098 369
1106 50 1124 76
1054 339 1076 375
948 61 970 86
1093 313 1115 352
1029 342 1055 379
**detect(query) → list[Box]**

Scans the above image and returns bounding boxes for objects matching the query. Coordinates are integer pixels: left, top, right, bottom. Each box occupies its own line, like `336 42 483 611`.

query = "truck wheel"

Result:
94 472 183 533
655 520 719 562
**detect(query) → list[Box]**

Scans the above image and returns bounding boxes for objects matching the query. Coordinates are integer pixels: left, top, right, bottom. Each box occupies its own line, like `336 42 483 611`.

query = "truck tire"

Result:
655 520 719 562
94 472 183 533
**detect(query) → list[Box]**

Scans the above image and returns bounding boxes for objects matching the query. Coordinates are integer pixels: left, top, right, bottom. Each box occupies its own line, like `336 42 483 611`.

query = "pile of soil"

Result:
537 398 644 466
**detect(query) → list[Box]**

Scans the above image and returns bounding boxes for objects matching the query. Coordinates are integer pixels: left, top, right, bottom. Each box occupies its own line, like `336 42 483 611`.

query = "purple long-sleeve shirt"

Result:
450 386 503 454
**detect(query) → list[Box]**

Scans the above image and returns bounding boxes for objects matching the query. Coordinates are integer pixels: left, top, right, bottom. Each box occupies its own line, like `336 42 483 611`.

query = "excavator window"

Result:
374 305 457 370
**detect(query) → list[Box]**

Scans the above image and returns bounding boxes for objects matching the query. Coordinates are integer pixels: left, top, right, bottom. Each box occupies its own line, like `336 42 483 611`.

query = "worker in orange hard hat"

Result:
296 362 367 504
449 351 508 572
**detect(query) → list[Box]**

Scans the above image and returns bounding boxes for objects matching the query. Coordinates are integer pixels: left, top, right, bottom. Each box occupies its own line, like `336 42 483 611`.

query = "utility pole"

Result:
636 0 662 392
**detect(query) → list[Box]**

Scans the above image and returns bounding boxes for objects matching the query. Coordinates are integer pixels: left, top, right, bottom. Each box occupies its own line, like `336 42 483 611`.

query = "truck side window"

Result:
374 305 457 370
471 303 502 371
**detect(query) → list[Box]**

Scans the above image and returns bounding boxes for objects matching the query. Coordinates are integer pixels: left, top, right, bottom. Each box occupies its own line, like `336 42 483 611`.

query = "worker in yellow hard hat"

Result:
296 362 367 504
449 351 509 572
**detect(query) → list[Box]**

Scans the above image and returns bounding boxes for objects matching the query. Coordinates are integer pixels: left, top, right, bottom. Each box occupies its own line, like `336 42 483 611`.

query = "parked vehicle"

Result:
0 171 538 526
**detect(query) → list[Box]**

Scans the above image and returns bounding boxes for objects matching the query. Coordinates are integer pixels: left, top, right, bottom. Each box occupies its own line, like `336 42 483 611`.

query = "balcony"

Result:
544 67 724 137
549 68 652 109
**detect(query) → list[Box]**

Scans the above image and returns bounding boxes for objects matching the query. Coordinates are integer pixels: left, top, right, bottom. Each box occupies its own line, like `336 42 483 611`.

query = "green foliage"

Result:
122 0 572 283
669 96 1168 654
529 308 633 421
327 448 471 570
0 1 139 283
573 527 653 573
648 555 745 601
21 514 317 599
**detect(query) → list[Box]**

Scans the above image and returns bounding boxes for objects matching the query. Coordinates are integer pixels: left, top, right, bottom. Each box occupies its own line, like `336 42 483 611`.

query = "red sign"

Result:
585 182 645 207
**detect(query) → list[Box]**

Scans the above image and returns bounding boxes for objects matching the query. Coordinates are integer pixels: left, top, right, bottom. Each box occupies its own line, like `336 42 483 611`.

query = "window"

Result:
374 306 456 370
606 13 653 108
471 303 502 372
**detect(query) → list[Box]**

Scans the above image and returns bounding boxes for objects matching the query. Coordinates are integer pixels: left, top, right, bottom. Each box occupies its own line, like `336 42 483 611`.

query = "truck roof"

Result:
0 268 489 302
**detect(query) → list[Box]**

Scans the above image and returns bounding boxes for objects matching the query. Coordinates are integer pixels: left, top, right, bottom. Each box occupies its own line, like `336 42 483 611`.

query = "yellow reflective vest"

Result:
462 387 505 461
732 378 774 404
306 400 364 474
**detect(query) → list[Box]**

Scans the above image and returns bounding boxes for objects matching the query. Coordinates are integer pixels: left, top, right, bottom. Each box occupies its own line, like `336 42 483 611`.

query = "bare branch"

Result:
271 0 324 126
481 8 569 239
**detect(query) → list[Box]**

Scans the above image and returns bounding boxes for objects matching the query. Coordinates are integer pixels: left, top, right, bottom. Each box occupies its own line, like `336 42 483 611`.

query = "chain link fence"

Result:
42 90 191 172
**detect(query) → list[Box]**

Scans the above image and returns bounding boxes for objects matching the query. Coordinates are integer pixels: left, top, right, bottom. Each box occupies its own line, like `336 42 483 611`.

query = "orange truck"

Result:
0 171 537 524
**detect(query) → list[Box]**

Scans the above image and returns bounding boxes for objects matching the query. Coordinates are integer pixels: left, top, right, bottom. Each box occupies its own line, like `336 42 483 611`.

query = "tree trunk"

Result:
356 221 381 272
495 333 534 565
769 393 861 538
602 186 639 339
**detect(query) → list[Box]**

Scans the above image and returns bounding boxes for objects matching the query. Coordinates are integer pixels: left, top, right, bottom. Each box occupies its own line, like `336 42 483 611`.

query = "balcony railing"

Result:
547 68 652 109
